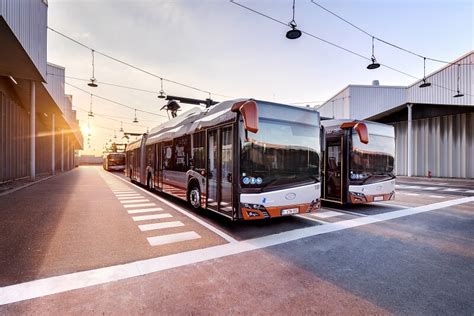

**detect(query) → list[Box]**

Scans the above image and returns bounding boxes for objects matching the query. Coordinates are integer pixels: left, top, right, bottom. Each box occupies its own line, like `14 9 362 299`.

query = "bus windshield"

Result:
108 154 125 166
350 133 395 181
240 104 320 191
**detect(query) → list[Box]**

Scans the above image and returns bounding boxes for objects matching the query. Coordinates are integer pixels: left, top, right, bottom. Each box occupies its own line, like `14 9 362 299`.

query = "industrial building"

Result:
318 51 474 178
0 0 82 184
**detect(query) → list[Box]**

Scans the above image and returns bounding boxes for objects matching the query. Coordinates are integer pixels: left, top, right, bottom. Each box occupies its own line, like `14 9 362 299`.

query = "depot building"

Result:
317 51 474 179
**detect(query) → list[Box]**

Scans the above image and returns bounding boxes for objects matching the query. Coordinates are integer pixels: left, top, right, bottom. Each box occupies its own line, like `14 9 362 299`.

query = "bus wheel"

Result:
188 185 201 210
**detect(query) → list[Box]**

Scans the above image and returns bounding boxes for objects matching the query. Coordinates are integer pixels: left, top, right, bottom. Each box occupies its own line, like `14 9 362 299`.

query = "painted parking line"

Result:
115 193 141 197
132 214 173 221
147 231 202 246
314 210 344 219
119 199 150 204
3 195 473 305
123 203 156 208
127 207 164 214
429 195 445 198
423 187 441 190
466 190 474 194
138 221 185 231
403 193 420 196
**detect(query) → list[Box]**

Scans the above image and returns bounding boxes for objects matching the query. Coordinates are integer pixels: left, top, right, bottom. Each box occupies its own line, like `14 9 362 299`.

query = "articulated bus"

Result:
321 119 396 204
103 153 126 171
126 99 322 220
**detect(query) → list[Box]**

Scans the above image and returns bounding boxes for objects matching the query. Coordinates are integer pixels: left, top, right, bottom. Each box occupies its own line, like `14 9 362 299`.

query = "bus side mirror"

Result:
231 100 259 133
354 122 369 144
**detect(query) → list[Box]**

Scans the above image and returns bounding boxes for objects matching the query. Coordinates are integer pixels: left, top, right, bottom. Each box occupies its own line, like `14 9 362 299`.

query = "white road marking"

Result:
466 190 474 194
297 214 329 224
423 187 441 191
120 199 149 204
314 210 344 218
117 196 144 200
132 214 173 221
370 202 410 209
123 203 156 208
147 231 201 246
2 196 473 305
403 193 420 196
404 185 421 189
429 195 445 198
109 173 237 244
443 188 462 192
336 209 368 217
127 207 163 214
115 193 141 197
138 221 184 231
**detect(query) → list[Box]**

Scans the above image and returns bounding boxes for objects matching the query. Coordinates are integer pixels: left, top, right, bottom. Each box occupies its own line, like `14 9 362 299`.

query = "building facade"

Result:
0 0 82 183
318 52 474 178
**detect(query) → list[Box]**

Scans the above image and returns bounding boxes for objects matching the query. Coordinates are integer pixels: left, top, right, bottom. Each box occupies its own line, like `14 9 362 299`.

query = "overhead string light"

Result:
88 93 95 117
367 37 380 70
88 49 98 87
453 64 464 98
133 109 139 123
286 0 302 39
419 57 431 88
158 78 166 99
114 130 117 139
119 121 124 132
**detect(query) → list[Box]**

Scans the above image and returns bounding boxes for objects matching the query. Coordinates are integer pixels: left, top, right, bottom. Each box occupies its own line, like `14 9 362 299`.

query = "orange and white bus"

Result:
321 119 396 204
126 99 322 220
103 152 126 172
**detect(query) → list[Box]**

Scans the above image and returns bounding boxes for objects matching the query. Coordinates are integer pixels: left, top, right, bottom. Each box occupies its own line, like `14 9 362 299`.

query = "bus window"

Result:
192 132 206 170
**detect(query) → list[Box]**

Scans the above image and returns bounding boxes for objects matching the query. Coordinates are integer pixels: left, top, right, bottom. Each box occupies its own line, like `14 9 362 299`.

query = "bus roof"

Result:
321 119 394 137
131 98 319 146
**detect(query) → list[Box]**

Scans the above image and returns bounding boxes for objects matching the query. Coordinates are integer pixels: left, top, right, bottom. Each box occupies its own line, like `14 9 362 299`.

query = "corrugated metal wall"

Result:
318 87 350 119
0 90 30 183
407 53 474 106
0 0 48 80
393 112 474 178
350 86 406 119
45 64 67 114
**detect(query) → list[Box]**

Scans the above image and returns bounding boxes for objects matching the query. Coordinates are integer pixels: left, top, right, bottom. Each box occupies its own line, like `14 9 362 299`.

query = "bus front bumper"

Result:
348 179 396 204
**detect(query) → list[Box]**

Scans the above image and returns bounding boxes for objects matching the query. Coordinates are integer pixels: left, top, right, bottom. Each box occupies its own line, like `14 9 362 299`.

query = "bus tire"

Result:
129 169 133 181
188 183 201 210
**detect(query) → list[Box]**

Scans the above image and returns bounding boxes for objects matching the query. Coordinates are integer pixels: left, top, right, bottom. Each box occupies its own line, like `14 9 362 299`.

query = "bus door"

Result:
207 126 233 217
324 137 343 202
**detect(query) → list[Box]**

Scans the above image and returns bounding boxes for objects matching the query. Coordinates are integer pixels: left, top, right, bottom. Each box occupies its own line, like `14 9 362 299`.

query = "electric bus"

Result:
321 119 396 204
126 99 322 220
103 152 126 171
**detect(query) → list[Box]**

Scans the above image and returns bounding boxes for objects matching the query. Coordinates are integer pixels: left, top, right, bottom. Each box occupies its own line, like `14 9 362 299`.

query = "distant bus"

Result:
126 99 322 220
103 153 126 172
321 119 395 204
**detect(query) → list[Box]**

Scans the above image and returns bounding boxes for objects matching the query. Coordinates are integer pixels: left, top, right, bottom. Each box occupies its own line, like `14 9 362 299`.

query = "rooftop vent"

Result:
372 80 380 86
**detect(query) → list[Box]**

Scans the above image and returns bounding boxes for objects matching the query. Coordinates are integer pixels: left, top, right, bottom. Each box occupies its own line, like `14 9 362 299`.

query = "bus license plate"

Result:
374 196 384 201
282 208 299 215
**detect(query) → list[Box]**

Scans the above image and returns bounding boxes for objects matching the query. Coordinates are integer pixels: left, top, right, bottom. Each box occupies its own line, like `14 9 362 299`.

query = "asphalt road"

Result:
0 166 473 314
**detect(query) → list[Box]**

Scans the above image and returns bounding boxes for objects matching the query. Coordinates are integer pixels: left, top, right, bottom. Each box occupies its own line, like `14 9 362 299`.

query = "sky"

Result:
46 0 474 155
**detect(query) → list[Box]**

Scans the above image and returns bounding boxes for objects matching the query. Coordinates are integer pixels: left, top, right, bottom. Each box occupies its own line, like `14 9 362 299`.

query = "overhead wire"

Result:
309 0 473 67
229 1 474 97
47 26 234 99
66 82 169 118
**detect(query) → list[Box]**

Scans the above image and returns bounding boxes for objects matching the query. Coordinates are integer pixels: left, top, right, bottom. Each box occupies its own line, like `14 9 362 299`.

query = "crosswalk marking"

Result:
127 207 163 214
115 194 141 197
120 199 149 204
147 231 201 246
123 203 156 208
138 221 184 231
443 188 462 192
117 196 144 200
132 213 173 221
312 210 344 219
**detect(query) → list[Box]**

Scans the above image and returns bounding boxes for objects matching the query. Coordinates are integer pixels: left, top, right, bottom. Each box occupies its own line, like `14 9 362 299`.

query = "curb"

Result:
0 175 55 197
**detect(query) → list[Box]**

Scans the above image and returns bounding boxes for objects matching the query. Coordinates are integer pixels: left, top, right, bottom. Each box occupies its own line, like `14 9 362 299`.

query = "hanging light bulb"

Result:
453 64 464 98
286 0 301 39
87 94 95 117
367 37 380 69
88 50 98 87
158 78 166 99
114 130 117 139
419 58 431 88
119 121 124 132
133 109 139 123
